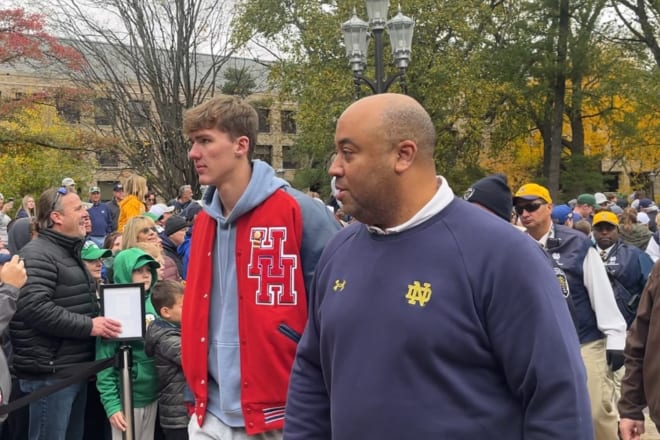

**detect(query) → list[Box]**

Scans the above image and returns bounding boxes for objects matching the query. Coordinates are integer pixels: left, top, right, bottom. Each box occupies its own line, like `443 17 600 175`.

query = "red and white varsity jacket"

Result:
181 190 308 435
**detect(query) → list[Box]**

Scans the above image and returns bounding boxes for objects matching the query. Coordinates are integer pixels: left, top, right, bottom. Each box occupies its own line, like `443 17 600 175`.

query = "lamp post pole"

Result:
342 1 414 98
373 25 386 93
649 171 657 201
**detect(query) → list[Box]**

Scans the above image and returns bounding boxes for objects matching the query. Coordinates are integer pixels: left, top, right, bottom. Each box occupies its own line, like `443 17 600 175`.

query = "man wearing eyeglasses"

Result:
9 187 122 440
514 183 627 440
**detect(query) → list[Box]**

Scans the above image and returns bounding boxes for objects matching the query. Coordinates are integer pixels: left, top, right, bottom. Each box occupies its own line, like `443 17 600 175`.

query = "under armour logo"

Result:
333 280 346 292
405 281 432 307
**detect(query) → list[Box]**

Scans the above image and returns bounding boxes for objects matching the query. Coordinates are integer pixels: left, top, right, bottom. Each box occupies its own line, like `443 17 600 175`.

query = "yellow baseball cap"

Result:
514 183 552 204
593 210 619 226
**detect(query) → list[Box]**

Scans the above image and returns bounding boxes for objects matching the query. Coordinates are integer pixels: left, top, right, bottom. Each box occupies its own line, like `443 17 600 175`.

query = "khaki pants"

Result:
189 412 282 440
580 339 619 440
110 400 158 440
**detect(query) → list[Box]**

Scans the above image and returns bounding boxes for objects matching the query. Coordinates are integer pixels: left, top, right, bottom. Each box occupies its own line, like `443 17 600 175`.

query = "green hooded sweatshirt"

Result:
96 247 160 417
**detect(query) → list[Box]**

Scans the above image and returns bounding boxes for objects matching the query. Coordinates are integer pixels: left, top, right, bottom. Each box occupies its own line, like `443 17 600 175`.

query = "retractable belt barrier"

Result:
0 355 116 417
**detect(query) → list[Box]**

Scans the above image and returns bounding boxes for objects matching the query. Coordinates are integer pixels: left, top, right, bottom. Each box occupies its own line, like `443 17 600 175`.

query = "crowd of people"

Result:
0 93 658 440
0 176 203 440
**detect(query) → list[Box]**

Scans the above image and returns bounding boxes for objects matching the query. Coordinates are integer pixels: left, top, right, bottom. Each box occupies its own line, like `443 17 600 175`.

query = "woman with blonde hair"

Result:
121 215 160 250
117 174 149 232
122 216 181 281
15 195 35 219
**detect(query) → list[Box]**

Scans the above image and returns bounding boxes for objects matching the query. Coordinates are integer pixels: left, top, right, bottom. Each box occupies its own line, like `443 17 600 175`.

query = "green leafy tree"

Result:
0 102 96 203
222 66 257 97
233 0 658 198
608 0 660 66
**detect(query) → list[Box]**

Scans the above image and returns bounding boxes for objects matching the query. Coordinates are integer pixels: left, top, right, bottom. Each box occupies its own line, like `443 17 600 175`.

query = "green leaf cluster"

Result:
234 0 659 197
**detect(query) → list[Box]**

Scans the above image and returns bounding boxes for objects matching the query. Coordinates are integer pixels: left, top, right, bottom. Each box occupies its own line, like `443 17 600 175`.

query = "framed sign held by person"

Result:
100 283 146 340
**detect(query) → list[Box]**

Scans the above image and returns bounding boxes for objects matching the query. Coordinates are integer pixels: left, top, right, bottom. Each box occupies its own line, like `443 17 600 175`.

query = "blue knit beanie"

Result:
464 174 513 222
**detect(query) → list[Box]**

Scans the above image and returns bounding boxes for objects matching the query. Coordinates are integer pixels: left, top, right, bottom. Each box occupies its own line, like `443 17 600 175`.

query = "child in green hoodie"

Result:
96 247 160 440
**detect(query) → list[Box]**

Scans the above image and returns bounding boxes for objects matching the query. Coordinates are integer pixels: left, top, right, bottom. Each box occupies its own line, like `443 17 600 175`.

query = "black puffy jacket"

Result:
144 318 189 429
10 229 98 377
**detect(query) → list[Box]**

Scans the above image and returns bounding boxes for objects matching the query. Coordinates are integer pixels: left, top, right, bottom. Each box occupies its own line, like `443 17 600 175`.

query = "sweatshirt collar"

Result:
367 176 454 235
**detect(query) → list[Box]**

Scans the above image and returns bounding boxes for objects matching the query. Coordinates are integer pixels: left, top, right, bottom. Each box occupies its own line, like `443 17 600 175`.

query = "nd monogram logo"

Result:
333 280 346 292
247 227 298 305
405 281 432 307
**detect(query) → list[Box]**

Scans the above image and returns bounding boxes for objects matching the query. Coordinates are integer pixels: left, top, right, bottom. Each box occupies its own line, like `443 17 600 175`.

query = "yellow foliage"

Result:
479 87 660 192
0 103 96 205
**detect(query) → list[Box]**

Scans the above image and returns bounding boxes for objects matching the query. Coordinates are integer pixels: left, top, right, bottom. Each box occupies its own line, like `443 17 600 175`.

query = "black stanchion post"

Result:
118 345 135 440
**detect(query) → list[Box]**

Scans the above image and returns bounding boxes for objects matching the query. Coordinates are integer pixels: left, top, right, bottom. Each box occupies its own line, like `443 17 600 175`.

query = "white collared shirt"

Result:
530 225 626 350
367 176 454 235
596 244 615 260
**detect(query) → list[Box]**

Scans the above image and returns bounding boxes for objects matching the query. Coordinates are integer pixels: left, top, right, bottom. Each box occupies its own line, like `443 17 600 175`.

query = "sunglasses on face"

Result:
139 226 158 235
514 201 547 216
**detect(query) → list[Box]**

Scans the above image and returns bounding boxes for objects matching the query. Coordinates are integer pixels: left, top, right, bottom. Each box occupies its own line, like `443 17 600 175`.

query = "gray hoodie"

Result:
202 160 339 427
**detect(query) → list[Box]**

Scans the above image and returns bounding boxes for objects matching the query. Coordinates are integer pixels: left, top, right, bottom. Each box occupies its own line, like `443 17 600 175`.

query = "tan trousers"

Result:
110 400 158 440
580 338 619 440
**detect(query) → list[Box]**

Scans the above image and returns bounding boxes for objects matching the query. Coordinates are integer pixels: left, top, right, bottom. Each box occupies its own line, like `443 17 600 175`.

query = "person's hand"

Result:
606 349 625 371
109 411 127 432
619 418 645 440
0 255 27 289
91 317 122 338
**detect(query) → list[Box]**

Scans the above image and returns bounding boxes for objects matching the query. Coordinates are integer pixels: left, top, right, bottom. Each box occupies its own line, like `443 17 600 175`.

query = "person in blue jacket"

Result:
593 210 654 328
284 93 593 440
87 186 113 247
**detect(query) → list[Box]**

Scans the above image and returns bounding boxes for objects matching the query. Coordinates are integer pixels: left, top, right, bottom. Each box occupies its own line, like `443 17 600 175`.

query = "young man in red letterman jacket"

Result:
181 96 340 440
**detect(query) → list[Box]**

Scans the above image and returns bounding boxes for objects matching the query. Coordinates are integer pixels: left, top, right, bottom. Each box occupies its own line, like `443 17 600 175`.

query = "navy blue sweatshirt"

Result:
284 198 593 440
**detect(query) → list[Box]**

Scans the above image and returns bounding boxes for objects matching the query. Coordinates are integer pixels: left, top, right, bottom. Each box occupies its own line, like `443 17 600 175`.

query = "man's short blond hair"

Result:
183 96 258 161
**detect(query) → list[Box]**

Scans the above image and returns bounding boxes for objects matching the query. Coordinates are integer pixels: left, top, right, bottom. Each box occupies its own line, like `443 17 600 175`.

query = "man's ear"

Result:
394 140 417 174
234 135 250 158
49 210 62 226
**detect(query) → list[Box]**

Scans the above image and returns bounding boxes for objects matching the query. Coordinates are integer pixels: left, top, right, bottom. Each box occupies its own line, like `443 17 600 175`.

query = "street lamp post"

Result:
341 1 414 97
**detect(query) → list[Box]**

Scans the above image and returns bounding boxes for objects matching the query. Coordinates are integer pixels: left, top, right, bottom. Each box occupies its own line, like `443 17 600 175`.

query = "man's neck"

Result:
47 227 83 241
214 162 252 217
528 222 552 241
